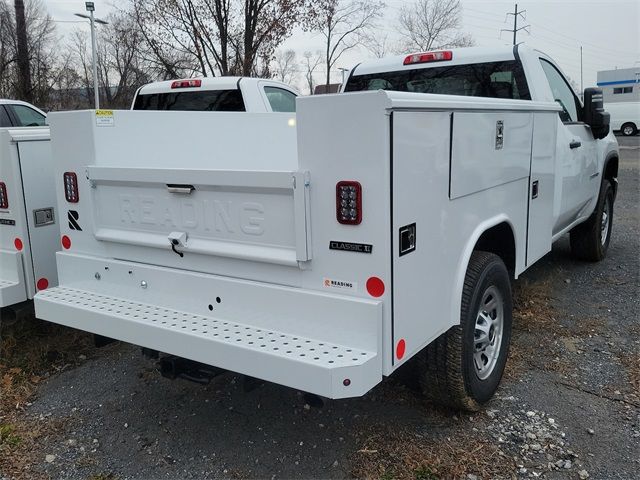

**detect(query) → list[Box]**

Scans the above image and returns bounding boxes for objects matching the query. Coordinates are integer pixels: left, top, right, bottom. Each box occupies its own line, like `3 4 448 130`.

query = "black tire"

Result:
415 251 513 411
620 122 637 137
570 180 614 262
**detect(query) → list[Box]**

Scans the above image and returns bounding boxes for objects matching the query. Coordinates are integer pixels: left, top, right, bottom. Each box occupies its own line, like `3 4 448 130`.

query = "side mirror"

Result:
583 87 610 140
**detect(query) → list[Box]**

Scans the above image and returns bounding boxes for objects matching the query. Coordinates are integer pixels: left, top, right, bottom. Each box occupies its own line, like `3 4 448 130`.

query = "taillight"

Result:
0 182 8 209
403 50 453 65
336 181 362 225
63 172 79 203
171 79 202 89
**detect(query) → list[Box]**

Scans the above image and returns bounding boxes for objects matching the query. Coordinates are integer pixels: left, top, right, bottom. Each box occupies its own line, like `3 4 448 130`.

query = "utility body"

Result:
0 127 59 308
34 46 619 409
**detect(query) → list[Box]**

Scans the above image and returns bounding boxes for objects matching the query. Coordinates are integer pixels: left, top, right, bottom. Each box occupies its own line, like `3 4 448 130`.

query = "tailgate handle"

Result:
167 184 195 194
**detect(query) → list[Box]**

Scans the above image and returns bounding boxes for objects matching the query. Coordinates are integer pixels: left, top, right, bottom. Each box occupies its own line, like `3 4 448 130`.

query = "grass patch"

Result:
0 424 21 447
0 316 96 479
350 428 513 479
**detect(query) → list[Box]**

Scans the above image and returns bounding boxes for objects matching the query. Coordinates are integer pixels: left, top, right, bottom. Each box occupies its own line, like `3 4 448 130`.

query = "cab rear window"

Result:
133 89 245 111
345 60 531 100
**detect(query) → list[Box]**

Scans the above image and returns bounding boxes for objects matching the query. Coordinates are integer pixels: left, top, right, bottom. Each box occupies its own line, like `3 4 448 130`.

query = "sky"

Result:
43 0 640 93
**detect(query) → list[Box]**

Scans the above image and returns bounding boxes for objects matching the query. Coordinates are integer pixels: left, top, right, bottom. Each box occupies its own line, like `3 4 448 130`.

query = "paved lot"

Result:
1 135 638 479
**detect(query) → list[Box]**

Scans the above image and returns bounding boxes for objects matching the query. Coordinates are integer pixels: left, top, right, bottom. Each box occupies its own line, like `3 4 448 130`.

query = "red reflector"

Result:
171 79 202 89
0 182 8 209
61 235 71 250
336 181 362 225
63 172 79 203
396 339 406 360
366 277 385 298
403 50 453 65
14 238 23 251
37 278 49 291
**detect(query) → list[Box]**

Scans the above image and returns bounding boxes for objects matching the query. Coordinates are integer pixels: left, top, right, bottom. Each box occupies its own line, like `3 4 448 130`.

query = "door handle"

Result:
569 140 582 149
167 184 195 194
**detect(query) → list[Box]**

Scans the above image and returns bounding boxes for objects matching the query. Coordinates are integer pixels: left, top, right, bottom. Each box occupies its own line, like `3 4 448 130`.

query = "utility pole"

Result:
75 2 108 109
502 4 530 46
14 0 32 103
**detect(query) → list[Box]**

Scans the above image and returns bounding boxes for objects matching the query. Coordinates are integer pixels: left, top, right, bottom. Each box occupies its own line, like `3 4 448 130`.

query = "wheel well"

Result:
604 156 618 183
474 222 516 275
604 155 619 196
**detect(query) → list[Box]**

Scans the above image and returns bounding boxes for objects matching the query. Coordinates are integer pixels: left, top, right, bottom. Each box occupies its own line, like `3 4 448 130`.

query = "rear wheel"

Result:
570 180 614 261
621 122 637 137
414 251 513 411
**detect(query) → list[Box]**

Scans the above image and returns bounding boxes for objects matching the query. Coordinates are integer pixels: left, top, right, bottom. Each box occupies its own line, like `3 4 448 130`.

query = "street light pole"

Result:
75 2 107 110
89 8 99 109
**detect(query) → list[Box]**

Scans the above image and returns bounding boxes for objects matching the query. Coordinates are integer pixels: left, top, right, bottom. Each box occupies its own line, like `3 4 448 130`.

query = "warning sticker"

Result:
323 278 357 292
96 110 114 127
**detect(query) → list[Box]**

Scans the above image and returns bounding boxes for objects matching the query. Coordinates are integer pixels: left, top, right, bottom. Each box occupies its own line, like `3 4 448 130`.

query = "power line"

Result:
501 3 530 46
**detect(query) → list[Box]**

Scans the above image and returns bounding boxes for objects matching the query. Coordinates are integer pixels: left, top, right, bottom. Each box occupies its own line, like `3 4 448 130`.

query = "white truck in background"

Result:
131 77 298 112
0 127 58 314
35 46 618 410
606 101 639 136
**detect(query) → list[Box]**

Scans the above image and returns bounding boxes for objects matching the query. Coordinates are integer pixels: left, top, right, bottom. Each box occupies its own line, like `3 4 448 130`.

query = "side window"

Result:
9 105 46 127
264 87 297 112
0 106 11 127
539 59 581 123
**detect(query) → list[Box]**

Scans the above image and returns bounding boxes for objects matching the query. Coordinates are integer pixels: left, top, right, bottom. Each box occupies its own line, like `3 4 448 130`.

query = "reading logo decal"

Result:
323 278 358 292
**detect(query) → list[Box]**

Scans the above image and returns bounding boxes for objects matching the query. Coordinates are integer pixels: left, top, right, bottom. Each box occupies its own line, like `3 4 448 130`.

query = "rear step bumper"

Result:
35 253 383 399
0 250 27 307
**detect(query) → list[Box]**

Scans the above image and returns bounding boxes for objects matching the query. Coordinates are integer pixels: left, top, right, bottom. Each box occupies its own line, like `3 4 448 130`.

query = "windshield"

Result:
133 89 245 111
345 60 531 100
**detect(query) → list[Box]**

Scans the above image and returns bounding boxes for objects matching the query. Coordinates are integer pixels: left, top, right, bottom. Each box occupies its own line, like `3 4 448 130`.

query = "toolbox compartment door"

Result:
88 166 311 267
18 139 59 296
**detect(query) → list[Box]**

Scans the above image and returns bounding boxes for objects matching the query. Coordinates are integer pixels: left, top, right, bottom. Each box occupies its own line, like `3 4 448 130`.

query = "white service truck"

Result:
34 46 618 410
0 126 59 312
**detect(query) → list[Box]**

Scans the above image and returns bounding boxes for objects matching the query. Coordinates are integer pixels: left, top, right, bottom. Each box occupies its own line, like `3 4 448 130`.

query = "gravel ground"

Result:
2 135 638 480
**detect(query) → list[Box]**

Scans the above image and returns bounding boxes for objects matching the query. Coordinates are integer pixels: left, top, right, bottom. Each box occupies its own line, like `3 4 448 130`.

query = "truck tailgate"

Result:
88 166 311 266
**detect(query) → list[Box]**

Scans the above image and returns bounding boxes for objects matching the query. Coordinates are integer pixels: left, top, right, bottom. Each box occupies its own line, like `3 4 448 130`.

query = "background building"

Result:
597 67 640 103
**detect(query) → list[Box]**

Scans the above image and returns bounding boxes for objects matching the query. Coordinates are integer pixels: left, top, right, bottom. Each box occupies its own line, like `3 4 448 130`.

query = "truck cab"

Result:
132 77 299 113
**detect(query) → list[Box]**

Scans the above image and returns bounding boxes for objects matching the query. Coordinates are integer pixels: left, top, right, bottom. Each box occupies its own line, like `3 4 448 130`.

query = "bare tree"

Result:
0 0 59 106
14 0 31 102
362 32 390 58
397 0 473 52
131 0 308 78
72 11 156 109
99 12 154 108
301 50 321 94
273 49 297 84
305 0 384 87
0 2 13 94
131 0 207 78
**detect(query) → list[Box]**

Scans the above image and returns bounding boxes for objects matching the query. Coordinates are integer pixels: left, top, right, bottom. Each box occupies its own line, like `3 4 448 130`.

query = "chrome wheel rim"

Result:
623 125 633 136
601 195 611 246
474 286 504 380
